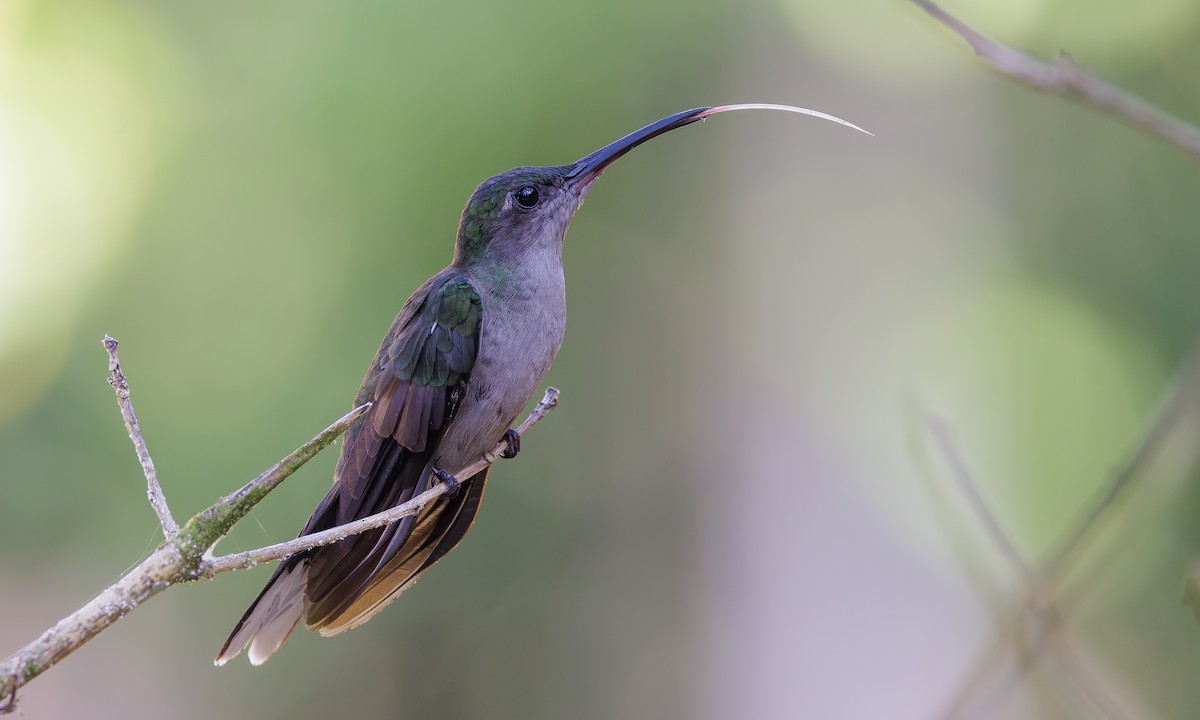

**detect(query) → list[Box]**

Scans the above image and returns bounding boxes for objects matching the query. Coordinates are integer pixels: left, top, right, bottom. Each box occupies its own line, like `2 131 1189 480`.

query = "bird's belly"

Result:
433 307 564 473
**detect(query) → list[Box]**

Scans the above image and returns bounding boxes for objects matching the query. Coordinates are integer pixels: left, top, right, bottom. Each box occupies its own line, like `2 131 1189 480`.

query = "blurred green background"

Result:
3 0 1200 717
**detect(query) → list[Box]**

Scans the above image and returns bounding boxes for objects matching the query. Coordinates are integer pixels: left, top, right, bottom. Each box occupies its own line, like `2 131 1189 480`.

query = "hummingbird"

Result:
215 104 868 666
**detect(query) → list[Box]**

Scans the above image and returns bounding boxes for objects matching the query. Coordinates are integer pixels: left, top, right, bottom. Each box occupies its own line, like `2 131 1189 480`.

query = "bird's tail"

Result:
214 560 308 666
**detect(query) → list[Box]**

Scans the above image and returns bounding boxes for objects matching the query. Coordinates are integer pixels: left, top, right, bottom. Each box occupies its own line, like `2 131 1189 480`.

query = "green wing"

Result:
303 272 485 629
370 275 483 452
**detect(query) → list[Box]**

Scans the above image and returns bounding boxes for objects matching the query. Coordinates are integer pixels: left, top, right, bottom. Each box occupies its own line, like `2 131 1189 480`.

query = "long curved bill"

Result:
565 103 871 189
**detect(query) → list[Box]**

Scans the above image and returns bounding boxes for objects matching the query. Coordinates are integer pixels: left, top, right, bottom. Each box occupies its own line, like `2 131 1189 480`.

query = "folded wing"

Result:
216 271 486 664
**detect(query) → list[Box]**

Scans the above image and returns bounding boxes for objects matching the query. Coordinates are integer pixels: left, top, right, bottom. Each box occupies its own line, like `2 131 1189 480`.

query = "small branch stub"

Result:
103 335 178 538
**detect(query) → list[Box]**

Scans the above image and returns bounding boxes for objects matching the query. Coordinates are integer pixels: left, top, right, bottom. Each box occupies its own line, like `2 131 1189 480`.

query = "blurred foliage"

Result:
2 0 1200 718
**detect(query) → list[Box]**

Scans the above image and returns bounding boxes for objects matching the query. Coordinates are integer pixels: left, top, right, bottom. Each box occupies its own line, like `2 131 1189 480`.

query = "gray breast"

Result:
434 260 565 470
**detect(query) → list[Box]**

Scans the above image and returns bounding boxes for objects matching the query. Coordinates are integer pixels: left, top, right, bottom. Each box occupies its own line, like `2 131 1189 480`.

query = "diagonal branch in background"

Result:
909 0 1200 163
922 413 1031 579
1044 348 1200 579
0 338 560 713
921 417 1141 720
920 347 1200 718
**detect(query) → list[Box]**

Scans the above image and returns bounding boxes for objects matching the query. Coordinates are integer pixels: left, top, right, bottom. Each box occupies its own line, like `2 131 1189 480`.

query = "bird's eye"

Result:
514 185 540 209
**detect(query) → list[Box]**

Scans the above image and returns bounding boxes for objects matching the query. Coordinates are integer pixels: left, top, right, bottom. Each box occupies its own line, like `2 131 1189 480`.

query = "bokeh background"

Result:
3 0 1200 717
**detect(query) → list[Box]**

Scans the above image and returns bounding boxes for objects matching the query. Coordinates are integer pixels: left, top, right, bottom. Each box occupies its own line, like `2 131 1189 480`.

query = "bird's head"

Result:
452 104 870 267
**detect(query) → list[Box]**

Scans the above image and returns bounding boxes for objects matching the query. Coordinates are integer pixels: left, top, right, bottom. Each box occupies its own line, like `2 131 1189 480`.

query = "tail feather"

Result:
214 561 308 666
315 468 490 636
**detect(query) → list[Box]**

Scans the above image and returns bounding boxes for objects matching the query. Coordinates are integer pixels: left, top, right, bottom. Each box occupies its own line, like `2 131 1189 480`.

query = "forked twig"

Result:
0 339 560 710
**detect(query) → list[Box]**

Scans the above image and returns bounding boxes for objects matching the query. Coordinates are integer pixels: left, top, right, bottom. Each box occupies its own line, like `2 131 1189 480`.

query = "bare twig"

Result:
203 386 559 575
937 627 1026 720
0 397 364 707
1043 348 1200 578
0 544 182 715
1050 640 1137 720
909 0 1200 162
923 351 1200 719
0 339 562 710
103 335 177 538
176 403 373 560
923 413 1031 577
922 413 1065 717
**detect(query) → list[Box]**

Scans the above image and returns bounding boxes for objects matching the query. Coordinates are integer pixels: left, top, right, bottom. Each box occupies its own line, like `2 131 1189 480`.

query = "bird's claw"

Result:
431 467 461 499
500 429 521 459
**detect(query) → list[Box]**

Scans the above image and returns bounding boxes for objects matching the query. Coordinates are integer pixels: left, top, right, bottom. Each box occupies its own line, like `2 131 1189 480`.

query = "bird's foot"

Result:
500 429 521 459
431 467 461 499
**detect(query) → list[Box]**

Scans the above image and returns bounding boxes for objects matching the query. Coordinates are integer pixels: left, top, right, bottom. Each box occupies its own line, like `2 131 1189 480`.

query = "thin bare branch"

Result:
0 546 181 715
924 348 1200 719
909 0 1200 162
1043 348 1200 577
203 386 559 575
175 401 374 559
937 629 1025 720
103 335 177 538
923 412 1031 576
0 342 561 711
0 343 560 711
0 396 367 707
1050 640 1138 720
